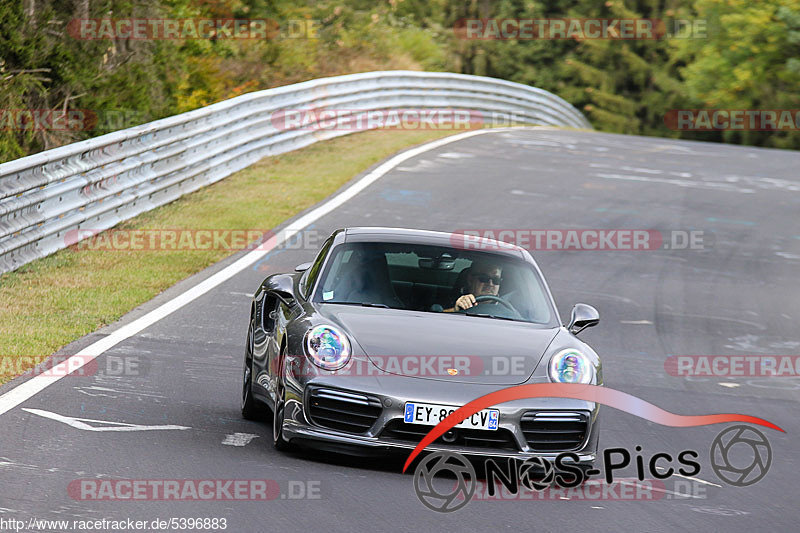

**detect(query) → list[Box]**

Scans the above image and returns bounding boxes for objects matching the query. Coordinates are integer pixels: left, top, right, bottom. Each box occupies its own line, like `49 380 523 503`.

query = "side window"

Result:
301 237 334 299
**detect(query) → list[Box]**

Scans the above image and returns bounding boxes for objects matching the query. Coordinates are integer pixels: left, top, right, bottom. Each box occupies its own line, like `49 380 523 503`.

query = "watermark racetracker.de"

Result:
284 355 531 380
1 354 147 380
454 18 708 40
450 228 712 251
268 109 537 132
0 108 146 132
67 18 319 40
664 110 800 131
665 355 800 378
65 229 275 252
68 478 321 501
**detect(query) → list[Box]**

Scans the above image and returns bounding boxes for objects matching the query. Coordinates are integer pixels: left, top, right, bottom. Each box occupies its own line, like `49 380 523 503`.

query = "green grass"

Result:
0 129 458 383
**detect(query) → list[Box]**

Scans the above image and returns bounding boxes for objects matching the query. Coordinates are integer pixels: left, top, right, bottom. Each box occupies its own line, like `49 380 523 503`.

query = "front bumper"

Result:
281 375 600 463
286 424 599 464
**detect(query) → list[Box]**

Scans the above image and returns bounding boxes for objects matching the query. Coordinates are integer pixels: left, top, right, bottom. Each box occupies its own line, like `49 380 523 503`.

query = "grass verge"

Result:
0 129 458 384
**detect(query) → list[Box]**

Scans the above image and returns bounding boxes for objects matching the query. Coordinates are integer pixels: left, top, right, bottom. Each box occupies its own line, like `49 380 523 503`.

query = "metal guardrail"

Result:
0 70 591 274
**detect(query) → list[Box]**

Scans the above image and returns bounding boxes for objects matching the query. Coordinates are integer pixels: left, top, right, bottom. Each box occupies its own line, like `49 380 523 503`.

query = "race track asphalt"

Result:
1 128 798 532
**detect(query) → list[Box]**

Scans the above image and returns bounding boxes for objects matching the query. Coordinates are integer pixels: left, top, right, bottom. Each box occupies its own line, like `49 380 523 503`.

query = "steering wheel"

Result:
460 294 522 319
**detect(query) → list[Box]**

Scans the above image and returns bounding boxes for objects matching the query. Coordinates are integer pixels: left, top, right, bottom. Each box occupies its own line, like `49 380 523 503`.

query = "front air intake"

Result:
307 387 383 434
520 411 589 451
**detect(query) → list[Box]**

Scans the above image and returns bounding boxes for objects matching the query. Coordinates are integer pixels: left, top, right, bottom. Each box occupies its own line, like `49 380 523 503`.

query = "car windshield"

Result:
312 242 555 325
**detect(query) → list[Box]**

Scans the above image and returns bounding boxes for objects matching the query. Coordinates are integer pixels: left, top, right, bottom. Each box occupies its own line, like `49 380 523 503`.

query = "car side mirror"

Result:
568 303 599 335
267 273 297 307
295 262 313 272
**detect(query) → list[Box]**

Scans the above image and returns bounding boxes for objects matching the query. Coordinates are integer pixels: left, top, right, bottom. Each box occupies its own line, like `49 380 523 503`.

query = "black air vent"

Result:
307 388 383 434
520 411 589 451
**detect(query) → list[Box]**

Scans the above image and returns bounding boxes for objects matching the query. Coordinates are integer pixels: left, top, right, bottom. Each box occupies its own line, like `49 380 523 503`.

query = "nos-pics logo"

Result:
413 425 773 512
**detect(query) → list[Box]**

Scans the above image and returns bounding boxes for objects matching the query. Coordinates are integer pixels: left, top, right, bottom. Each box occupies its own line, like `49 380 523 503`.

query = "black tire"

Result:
273 343 294 451
272 386 292 451
241 324 259 420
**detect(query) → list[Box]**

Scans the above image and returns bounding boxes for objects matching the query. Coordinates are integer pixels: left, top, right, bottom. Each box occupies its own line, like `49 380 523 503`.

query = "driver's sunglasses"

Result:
475 273 502 285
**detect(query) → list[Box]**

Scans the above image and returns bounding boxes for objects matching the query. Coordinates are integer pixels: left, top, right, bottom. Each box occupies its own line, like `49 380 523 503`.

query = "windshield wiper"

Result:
326 301 390 309
464 312 516 321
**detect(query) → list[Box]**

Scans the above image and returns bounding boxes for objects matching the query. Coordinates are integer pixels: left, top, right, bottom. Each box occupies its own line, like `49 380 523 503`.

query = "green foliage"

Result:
0 0 445 161
1 0 798 161
439 0 800 147
671 0 800 147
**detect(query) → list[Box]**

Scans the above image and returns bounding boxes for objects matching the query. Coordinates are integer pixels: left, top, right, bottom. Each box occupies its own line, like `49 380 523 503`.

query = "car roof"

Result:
341 227 527 259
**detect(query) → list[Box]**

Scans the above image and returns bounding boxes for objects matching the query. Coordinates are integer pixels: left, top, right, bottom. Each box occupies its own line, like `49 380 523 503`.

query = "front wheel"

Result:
273 343 294 452
241 324 259 420
273 383 293 451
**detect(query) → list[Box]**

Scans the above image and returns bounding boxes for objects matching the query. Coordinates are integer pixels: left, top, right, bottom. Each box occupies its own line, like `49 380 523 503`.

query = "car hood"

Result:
318 304 559 385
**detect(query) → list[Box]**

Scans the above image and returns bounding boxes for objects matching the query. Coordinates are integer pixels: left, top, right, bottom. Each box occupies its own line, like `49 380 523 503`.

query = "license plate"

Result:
403 402 499 431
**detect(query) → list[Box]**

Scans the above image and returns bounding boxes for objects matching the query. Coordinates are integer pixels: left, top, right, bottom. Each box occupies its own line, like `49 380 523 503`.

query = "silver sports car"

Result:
242 227 602 467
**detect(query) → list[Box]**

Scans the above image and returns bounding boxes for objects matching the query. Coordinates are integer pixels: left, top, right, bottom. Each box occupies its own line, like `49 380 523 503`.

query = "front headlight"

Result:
304 325 351 370
548 349 594 384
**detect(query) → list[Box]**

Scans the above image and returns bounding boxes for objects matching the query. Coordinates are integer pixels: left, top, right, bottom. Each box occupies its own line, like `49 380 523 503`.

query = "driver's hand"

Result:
455 294 477 310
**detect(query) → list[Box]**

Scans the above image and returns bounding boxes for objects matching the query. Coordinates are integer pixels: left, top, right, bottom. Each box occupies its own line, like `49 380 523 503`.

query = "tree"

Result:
672 0 800 148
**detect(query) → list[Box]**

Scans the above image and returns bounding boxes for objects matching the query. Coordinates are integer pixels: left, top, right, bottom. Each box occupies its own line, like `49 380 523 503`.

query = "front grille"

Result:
307 388 383 434
381 420 519 451
520 411 589 452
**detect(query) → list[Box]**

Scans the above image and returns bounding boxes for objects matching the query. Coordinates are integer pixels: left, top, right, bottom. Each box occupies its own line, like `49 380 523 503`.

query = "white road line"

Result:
671 473 722 488
22 409 190 432
221 433 260 447
654 466 722 487
0 128 497 418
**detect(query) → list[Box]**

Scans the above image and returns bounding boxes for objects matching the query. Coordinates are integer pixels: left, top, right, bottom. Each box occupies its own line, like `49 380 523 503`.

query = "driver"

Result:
444 261 502 312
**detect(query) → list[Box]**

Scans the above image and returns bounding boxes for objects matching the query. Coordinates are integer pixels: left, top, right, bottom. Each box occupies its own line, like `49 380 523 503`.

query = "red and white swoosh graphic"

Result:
402 383 784 472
